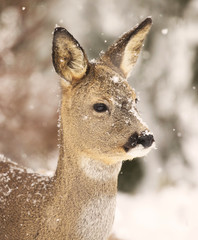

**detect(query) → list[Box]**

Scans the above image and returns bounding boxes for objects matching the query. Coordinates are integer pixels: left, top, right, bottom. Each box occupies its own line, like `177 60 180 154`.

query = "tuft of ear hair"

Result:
52 27 88 83
100 17 152 78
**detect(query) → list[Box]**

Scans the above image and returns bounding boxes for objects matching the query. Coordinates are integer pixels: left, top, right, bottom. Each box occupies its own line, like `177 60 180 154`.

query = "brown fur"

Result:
0 17 153 239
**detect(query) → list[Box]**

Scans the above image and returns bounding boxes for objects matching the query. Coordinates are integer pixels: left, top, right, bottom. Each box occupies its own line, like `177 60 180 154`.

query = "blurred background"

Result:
0 0 198 239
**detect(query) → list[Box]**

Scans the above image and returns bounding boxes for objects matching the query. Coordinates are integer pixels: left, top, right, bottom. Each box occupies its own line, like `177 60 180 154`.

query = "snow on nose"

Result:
123 131 154 152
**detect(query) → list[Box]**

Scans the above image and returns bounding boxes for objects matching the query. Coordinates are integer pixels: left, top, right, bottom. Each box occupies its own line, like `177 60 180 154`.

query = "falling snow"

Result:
161 28 168 35
0 1 198 239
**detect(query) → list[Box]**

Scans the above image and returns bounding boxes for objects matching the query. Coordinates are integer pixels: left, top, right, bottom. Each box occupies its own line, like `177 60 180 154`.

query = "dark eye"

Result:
93 103 108 113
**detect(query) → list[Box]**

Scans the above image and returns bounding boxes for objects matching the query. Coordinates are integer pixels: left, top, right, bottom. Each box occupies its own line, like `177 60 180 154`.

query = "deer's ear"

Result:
101 17 152 78
52 27 88 83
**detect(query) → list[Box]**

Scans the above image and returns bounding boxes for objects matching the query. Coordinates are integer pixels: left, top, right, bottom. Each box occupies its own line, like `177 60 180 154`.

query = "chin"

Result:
125 143 155 160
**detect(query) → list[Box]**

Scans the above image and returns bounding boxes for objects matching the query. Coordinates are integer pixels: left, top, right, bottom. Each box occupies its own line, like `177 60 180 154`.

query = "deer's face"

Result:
61 64 154 164
53 18 155 164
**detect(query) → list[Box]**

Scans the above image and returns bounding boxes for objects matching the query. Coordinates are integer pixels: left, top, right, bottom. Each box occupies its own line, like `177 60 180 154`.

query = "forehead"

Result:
83 64 136 101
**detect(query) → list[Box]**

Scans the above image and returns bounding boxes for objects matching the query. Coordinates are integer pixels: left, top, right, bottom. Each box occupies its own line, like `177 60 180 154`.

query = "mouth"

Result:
123 131 155 153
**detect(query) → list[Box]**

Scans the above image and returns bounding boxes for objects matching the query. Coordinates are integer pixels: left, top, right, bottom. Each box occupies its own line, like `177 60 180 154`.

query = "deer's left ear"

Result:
52 27 89 83
101 17 152 78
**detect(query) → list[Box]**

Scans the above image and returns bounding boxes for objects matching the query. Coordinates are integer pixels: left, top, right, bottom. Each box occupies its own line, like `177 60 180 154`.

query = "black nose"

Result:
123 132 154 152
137 134 154 148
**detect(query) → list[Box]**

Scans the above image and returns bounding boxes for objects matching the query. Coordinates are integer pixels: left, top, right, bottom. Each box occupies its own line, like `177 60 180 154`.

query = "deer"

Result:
0 17 154 240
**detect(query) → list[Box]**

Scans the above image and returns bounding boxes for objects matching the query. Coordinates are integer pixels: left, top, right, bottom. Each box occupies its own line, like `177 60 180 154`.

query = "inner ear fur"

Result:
52 27 89 83
100 17 152 78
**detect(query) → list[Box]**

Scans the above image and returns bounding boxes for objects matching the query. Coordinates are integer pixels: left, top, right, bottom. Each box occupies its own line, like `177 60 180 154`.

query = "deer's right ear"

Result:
52 27 89 83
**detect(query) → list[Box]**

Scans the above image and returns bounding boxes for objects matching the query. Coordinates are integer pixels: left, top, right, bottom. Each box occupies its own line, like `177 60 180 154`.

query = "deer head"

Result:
52 17 154 165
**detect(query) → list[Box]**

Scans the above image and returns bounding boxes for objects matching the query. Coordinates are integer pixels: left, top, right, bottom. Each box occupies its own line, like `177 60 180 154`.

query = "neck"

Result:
45 128 122 239
55 134 121 194
55 121 122 186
